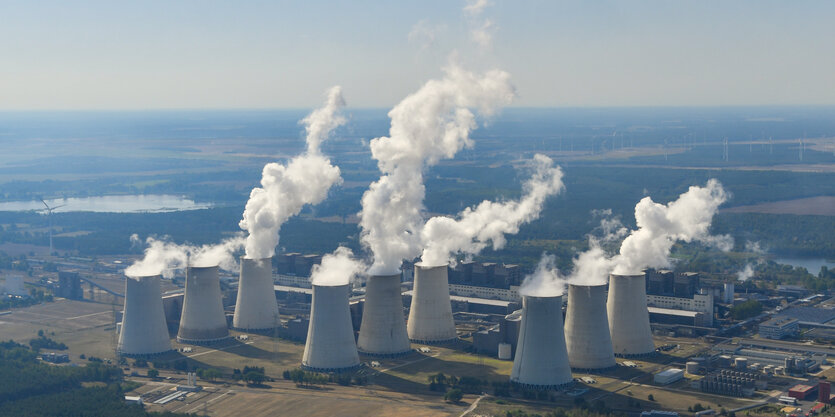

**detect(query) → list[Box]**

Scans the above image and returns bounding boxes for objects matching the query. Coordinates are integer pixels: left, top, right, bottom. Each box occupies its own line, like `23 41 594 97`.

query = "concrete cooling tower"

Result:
407 263 457 344
357 274 411 356
177 265 230 344
233 257 279 331
564 283 616 371
302 283 361 372
510 295 573 389
607 273 655 357
118 274 172 356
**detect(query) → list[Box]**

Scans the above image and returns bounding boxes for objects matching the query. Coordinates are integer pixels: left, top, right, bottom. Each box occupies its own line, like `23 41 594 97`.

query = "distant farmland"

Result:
723 196 835 216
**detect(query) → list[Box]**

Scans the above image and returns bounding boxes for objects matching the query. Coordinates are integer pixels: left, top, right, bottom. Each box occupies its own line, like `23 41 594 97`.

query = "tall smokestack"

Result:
407 263 457 343
233 257 279 331
357 274 411 356
302 283 361 372
607 273 655 357
177 266 230 344
118 274 172 356
510 295 573 389
564 283 616 370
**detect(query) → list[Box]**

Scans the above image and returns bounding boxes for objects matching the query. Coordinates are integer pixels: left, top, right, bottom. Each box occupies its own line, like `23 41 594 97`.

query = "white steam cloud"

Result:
612 179 732 275
463 0 494 50
518 253 565 297
125 234 243 279
359 64 515 275
568 179 732 286
737 264 755 282
420 154 564 266
239 86 346 259
310 246 365 286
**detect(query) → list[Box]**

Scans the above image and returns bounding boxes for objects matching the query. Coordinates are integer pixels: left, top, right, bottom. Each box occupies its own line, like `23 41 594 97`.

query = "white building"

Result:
654 368 684 385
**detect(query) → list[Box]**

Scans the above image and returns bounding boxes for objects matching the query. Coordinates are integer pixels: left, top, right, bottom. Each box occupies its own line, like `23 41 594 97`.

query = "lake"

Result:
0 195 211 213
774 257 835 274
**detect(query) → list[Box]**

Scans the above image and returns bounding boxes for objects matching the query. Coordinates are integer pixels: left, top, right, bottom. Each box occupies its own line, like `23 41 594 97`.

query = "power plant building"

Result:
407 263 457 343
118 275 172 356
233 257 279 331
564 283 616 371
357 274 411 356
177 266 230 344
510 295 573 389
302 283 361 372
608 273 655 357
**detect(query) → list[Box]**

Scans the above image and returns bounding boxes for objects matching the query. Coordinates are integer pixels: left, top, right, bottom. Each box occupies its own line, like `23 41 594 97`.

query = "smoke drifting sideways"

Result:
359 65 515 276
309 246 365 287
420 154 564 266
124 234 243 280
570 179 733 286
239 86 346 260
518 254 565 297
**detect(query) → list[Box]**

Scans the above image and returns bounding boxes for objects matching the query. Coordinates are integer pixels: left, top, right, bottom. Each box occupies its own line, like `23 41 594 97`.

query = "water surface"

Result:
0 195 211 213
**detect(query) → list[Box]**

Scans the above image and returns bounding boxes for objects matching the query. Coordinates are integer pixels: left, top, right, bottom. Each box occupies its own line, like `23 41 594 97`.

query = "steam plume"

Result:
612 179 732 274
239 86 346 259
569 179 732 286
310 246 365 286
463 0 494 50
420 154 563 266
359 65 515 275
737 264 755 282
125 234 243 279
518 254 565 297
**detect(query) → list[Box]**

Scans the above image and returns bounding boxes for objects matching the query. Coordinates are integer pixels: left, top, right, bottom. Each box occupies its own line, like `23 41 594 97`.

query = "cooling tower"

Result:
607 273 655 357
118 274 172 356
407 263 457 343
510 295 573 389
177 265 230 344
564 283 616 371
357 274 411 356
302 283 361 372
233 257 279 331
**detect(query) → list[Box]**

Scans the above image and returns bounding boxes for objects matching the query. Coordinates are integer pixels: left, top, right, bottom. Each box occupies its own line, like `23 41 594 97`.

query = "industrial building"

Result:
510 295 573 390
232 257 279 331
653 368 684 385
608 273 656 357
564 283 616 371
448 261 522 288
759 317 800 339
2 275 27 297
177 266 230 344
645 269 700 298
357 274 411 357
407 264 457 344
699 370 760 397
57 271 83 300
118 274 172 356
302 283 361 372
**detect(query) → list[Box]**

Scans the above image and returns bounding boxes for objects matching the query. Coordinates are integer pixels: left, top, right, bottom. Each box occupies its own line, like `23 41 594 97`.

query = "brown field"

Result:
722 196 835 216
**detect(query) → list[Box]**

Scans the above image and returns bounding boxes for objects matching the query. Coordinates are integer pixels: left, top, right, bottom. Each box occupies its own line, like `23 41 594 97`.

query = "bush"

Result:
444 388 463 403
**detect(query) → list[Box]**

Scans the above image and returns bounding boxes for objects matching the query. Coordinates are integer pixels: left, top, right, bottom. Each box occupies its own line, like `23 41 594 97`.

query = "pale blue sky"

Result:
2 0 834 109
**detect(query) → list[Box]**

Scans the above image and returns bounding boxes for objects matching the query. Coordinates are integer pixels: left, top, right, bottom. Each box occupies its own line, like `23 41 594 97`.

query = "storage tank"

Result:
607 273 655 357
118 274 172 356
233 257 279 331
510 295 573 389
357 274 411 356
498 342 512 360
686 361 700 374
177 265 230 344
564 283 616 371
302 283 361 372
407 263 457 343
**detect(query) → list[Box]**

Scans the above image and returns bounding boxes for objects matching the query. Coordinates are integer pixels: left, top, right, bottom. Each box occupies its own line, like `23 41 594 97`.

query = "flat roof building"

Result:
759 317 800 340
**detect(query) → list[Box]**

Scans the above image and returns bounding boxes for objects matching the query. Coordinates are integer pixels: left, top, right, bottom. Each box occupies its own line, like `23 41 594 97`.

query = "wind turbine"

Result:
40 199 66 255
